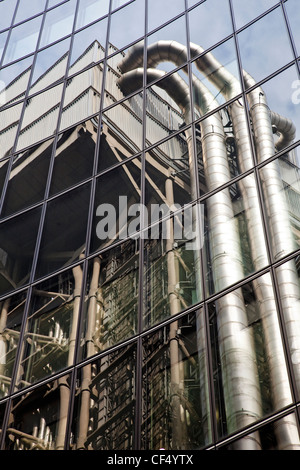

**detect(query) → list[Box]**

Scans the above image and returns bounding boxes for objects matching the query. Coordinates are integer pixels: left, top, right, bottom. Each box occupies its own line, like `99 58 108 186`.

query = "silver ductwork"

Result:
118 40 300 448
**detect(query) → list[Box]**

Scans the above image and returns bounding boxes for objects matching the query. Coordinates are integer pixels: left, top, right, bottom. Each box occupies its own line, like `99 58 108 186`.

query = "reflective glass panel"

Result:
14 0 47 24
142 310 212 450
0 290 27 398
0 0 17 31
30 38 71 94
147 0 185 33
0 30 8 63
109 0 145 51
90 157 141 253
39 0 77 48
143 204 202 327
0 157 9 195
102 91 143 155
0 207 42 296
72 343 137 450
204 173 268 296
50 120 97 196
222 412 300 450
238 7 294 86
75 0 110 30
209 273 293 442
3 15 43 65
16 83 64 152
0 102 23 159
0 56 33 108
145 128 193 212
275 256 300 401
79 240 139 360
285 0 300 57
35 182 91 280
1 139 54 218
69 18 107 75
5 373 71 450
146 72 187 148
188 0 233 55
232 0 279 29
259 151 300 262
15 267 83 390
60 65 103 131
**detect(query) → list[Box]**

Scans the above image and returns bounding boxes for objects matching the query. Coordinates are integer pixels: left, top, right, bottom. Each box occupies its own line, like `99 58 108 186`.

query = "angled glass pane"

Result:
75 0 110 30
72 343 137 450
0 56 33 108
147 0 185 33
30 37 71 94
0 207 42 296
143 203 203 327
188 0 233 56
60 65 103 131
285 0 300 57
259 152 300 263
14 0 47 24
79 240 139 360
109 0 145 51
0 0 17 31
1 138 54 218
90 157 141 253
50 120 97 196
204 173 268 296
15 267 83 390
232 0 279 29
0 30 8 63
5 373 71 450
209 272 295 445
16 83 64 152
69 18 108 75
238 7 294 86
0 101 23 159
0 157 9 195
0 290 27 398
35 182 91 280
39 0 77 48
142 309 212 450
3 15 43 65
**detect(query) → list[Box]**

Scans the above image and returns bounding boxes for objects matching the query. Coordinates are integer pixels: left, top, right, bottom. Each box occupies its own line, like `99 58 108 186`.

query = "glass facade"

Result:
0 0 300 451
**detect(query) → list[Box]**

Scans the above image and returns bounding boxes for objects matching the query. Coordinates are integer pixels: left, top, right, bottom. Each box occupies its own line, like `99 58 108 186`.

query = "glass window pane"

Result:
72 343 137 449
209 273 294 443
0 56 33 108
31 38 71 94
50 120 97 196
259 152 300 262
0 30 8 63
60 65 103 131
285 0 300 57
15 267 83 390
0 0 17 31
102 91 143 157
0 207 42 296
143 204 202 327
90 157 141 253
79 240 139 360
204 173 268 296
188 0 233 55
0 101 23 158
222 412 300 450
109 0 145 51
142 310 212 450
1 139 54 218
5 373 71 450
0 158 9 195
232 0 279 29
16 83 64 151
0 290 27 398
39 0 77 48
35 182 91 280
147 0 185 32
75 0 110 30
14 0 47 24
3 15 43 65
238 8 294 86
69 18 108 75
145 128 194 211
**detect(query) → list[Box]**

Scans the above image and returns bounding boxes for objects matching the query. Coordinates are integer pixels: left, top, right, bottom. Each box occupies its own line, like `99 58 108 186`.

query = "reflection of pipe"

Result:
55 375 70 450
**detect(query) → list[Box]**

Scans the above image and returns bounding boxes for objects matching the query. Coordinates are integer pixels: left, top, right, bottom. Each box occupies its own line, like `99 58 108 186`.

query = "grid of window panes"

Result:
0 0 300 450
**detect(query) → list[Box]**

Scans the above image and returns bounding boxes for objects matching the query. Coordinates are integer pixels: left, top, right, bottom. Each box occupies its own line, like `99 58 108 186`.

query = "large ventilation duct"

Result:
118 40 300 449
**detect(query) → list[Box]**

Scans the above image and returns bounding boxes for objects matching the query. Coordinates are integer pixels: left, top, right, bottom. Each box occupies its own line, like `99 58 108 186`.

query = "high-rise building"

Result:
0 0 300 451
